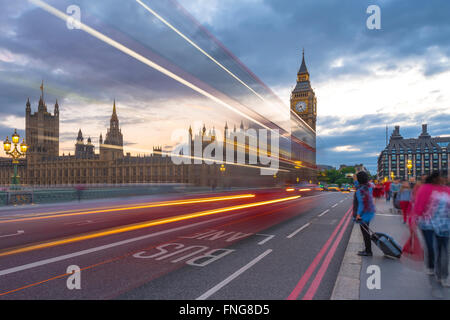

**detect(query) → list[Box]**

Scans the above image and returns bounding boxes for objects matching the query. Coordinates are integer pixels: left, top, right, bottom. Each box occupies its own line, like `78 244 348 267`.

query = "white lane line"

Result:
332 203 338 208
376 214 399 217
287 223 311 239
255 234 275 245
318 209 330 217
0 211 253 277
196 249 273 300
339 200 344 203
0 230 24 238
0 193 330 277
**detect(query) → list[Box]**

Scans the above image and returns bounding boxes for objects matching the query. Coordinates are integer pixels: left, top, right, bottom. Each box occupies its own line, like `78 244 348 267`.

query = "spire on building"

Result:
99 133 103 144
111 99 118 122
240 120 244 130
77 129 83 143
298 48 309 75
54 99 59 115
37 81 47 112
26 97 31 113
40 80 44 99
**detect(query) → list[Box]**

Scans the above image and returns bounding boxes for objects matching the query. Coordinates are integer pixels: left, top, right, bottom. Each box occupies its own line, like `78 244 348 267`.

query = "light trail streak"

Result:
136 0 268 104
136 0 316 135
0 195 300 257
28 0 280 136
150 149 290 173
0 194 256 223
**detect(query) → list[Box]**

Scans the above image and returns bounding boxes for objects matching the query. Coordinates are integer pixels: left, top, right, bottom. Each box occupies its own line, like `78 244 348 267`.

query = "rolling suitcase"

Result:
361 223 402 259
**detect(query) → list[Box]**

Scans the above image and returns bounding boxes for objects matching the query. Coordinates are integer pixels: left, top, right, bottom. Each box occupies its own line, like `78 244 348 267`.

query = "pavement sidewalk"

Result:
332 197 450 300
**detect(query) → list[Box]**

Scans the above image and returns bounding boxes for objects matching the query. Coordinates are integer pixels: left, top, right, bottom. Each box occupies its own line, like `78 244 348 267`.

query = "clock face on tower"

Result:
295 101 307 113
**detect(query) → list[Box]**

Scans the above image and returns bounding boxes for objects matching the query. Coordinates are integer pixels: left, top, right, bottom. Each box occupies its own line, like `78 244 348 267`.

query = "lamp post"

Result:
3 129 28 189
406 159 412 180
219 164 226 188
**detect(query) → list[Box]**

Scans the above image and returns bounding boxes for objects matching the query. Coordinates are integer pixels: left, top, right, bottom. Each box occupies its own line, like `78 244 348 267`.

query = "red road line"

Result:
105 200 304 299
286 206 352 300
301 209 353 300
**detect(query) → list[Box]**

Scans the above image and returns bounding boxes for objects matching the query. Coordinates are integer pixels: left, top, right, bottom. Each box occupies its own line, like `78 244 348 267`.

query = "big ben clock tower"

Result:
290 50 317 131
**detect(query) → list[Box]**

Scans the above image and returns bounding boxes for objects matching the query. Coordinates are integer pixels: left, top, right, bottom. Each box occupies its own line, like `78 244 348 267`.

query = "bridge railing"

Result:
0 184 200 206
0 184 252 206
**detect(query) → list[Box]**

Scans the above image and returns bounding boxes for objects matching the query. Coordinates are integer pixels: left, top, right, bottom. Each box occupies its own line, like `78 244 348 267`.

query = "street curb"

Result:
330 222 363 300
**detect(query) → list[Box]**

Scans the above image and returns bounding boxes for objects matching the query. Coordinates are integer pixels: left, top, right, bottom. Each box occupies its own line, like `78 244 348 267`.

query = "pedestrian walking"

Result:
398 181 411 224
413 171 450 287
384 180 392 202
354 171 376 257
391 179 401 210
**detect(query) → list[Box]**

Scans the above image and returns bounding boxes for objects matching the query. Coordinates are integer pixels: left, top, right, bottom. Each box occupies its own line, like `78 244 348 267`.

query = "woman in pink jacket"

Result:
412 171 450 287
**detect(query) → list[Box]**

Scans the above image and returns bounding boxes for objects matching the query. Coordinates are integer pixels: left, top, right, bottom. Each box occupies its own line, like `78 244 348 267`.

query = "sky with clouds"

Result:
0 0 449 173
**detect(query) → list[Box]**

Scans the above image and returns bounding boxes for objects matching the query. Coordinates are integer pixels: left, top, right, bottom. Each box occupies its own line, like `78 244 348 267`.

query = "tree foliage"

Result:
318 166 356 186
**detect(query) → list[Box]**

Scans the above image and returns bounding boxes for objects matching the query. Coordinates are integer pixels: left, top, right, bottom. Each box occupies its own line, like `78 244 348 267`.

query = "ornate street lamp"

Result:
406 159 413 180
3 129 28 188
219 164 226 188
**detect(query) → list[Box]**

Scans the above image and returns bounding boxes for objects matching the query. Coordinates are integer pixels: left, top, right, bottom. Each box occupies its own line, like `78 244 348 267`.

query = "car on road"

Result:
285 183 321 194
327 184 340 192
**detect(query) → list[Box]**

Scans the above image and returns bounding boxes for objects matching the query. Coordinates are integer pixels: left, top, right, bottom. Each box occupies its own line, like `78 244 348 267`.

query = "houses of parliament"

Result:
0 52 317 187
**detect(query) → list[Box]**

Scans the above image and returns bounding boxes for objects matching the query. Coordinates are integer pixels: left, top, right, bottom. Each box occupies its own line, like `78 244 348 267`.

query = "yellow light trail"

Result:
0 195 300 257
0 194 256 223
28 0 280 135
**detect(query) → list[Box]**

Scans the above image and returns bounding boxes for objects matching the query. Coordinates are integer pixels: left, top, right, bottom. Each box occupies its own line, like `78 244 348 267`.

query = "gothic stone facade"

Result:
0 96 277 187
0 52 317 187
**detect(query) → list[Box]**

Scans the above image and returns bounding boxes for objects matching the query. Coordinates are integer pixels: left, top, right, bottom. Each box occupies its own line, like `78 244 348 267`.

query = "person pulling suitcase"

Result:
353 171 376 257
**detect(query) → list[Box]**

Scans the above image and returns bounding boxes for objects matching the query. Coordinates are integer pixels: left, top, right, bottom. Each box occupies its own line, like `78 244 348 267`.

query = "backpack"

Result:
428 190 450 237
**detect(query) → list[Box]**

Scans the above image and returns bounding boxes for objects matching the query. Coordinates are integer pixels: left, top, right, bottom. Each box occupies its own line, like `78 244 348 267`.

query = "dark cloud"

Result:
194 0 450 85
317 109 450 173
0 0 448 171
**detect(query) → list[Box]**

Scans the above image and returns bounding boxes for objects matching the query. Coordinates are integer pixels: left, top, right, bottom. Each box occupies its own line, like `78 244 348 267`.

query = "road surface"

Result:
0 189 354 300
